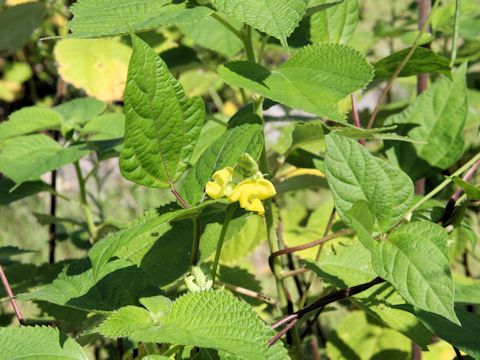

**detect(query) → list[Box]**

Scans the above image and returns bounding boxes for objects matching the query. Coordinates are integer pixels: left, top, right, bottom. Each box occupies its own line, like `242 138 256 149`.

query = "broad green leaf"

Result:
326 312 410 360
212 0 308 47
68 0 212 38
81 113 126 141
416 308 480 359
0 3 45 54
0 107 63 142
454 274 480 304
219 44 374 121
180 104 264 206
0 134 92 184
19 259 157 313
55 38 132 102
99 206 250 287
0 179 52 206
97 291 289 360
453 176 480 200
54 97 107 126
0 326 88 360
372 221 458 324
305 237 432 347
179 15 243 57
325 133 413 231
286 121 325 154
374 47 451 80
385 64 468 179
120 35 205 189
310 0 359 44
88 201 220 279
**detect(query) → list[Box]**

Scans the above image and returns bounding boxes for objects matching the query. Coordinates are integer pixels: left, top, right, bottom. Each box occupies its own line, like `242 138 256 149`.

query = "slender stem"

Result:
0 264 25 325
217 281 277 305
211 13 244 42
191 217 201 265
170 187 190 209
453 346 464 360
402 153 480 221
258 35 269 64
351 94 365 145
212 204 237 283
269 277 385 345
74 161 98 242
367 0 440 129
450 0 462 67
244 25 256 63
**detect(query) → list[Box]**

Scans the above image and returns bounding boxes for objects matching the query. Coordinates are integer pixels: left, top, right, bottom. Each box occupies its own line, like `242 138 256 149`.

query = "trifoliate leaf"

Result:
97 291 289 360
54 38 132 102
67 0 212 38
120 35 205 189
0 326 88 360
212 0 308 47
324 133 413 232
219 44 374 121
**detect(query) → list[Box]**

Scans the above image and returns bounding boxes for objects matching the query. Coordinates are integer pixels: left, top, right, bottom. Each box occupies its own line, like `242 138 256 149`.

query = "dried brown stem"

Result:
218 281 277 305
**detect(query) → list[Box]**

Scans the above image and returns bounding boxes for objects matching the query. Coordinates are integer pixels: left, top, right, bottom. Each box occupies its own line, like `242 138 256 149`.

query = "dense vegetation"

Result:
0 0 480 359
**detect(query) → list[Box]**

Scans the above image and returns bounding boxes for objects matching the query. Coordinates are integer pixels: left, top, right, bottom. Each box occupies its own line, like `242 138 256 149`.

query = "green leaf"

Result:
54 97 107 126
0 246 33 260
54 38 132 103
180 104 264 206
19 259 157 313
179 15 243 57
212 0 308 47
325 133 413 231
219 44 374 121
372 221 458 324
120 35 205 189
326 124 424 143
374 47 451 81
286 121 325 154
310 0 359 44
0 3 45 54
88 202 219 279
385 64 468 179
0 107 63 142
304 238 432 347
453 176 480 200
0 178 52 206
0 134 92 184
68 0 212 38
326 311 410 360
97 291 289 360
81 113 126 142
0 326 88 360
454 274 480 304
416 308 480 359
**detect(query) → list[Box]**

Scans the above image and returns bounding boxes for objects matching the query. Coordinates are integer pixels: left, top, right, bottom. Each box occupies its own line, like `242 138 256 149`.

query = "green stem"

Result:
211 13 244 42
74 161 98 242
244 25 256 62
450 0 461 67
367 0 441 129
403 153 480 221
212 204 237 283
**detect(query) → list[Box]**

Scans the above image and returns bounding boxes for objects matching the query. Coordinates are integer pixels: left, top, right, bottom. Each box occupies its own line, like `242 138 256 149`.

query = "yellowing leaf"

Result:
54 38 132 102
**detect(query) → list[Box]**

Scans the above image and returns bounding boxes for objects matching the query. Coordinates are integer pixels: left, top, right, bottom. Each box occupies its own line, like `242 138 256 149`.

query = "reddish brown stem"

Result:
268 229 353 271
351 94 365 145
0 264 25 325
170 187 190 209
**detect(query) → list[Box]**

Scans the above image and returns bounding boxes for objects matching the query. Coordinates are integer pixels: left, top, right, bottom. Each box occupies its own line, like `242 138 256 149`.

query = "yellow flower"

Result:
228 179 276 215
205 167 234 199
